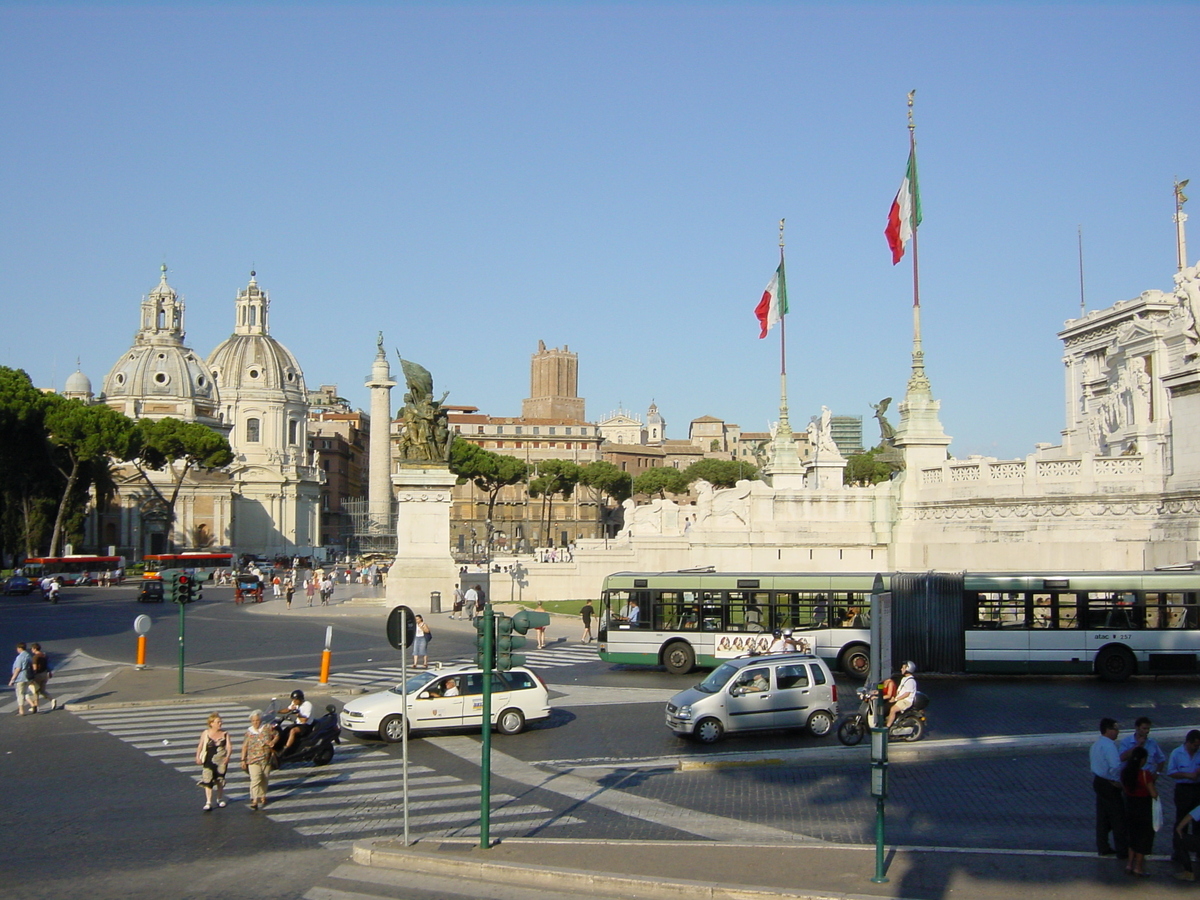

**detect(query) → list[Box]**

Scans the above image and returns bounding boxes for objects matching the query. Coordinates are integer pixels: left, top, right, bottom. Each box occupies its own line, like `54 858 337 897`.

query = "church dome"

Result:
205 272 307 403
64 367 93 398
100 267 221 425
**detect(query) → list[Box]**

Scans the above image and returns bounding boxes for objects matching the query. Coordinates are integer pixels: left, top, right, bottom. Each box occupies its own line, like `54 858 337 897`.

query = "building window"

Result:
565 427 572 435
549 427 556 435
478 426 485 434
454 424 461 433
288 419 298 445
533 427 540 435
515 442 523 449
246 417 261 443
497 425 505 434
516 426 523 435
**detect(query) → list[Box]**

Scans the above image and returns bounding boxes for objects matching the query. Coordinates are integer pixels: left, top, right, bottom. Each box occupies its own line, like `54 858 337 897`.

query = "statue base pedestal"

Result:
806 457 847 489
385 465 458 615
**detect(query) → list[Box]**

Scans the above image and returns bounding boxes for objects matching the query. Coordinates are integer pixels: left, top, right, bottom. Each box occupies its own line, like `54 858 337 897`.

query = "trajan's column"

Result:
365 334 396 533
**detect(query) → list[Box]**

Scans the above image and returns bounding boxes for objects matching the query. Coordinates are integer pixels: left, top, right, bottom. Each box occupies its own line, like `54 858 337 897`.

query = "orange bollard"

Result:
319 648 331 684
136 634 147 669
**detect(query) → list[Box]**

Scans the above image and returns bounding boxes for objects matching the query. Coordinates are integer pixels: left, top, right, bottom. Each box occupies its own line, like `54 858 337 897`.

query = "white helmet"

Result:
902 660 917 674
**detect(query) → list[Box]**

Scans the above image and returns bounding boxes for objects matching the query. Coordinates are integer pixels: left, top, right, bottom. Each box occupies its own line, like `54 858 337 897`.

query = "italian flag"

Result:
885 147 921 265
755 258 788 339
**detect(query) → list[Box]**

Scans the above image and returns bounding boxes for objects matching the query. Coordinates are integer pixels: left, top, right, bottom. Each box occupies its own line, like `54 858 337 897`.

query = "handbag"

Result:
1153 796 1163 832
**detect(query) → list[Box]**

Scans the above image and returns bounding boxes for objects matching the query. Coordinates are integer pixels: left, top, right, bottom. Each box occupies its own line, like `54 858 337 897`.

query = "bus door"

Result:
967 592 1030 673
1027 592 1085 672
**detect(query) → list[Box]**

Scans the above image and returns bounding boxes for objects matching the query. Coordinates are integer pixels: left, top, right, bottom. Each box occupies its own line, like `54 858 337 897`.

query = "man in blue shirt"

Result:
1169 730 1200 865
1090 717 1127 857
1118 717 1167 773
7 642 35 715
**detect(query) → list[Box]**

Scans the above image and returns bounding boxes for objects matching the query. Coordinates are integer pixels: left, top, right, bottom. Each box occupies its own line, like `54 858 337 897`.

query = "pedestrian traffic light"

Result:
495 615 527 671
511 609 551 635
160 569 181 603
474 616 493 669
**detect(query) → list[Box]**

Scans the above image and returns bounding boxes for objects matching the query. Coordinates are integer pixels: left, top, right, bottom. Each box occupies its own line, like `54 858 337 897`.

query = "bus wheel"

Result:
663 641 695 675
841 644 871 679
1097 646 1136 683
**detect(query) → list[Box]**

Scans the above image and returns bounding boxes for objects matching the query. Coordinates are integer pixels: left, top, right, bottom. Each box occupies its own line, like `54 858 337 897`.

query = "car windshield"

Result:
389 672 436 696
696 663 739 693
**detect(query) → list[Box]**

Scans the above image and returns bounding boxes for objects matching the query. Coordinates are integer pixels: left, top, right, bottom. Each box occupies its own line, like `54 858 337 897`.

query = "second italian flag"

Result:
755 258 788 339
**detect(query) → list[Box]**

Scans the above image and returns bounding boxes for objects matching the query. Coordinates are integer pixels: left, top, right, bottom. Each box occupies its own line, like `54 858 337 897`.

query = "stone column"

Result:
365 340 396 533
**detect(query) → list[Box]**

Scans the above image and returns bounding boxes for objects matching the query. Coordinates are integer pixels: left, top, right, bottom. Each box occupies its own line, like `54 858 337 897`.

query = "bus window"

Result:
654 591 685 631
699 591 724 631
1155 593 1198 630
1031 593 1052 628
974 592 1027 629
727 592 769 632
1086 592 1141 630
1056 593 1079 629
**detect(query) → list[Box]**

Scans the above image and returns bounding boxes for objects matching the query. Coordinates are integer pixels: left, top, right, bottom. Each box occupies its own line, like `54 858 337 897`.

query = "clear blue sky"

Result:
2 2 1196 460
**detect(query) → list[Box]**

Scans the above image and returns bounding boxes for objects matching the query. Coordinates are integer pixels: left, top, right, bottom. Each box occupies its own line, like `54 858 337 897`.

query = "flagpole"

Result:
906 90 929 396
779 218 787 383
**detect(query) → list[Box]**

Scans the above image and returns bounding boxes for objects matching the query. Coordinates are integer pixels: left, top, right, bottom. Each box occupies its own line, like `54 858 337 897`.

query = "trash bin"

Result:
430 590 442 614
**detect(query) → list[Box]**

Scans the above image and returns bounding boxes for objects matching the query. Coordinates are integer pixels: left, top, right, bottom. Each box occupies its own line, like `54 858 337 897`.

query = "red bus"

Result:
143 553 235 580
22 556 125 585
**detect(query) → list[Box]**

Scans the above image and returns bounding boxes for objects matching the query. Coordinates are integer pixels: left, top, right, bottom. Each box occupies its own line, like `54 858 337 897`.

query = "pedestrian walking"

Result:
1169 730 1200 864
451 585 465 619
465 584 479 622
413 614 431 668
1092 717 1129 859
285 580 295 610
271 574 282 599
195 712 232 811
321 575 334 605
8 642 36 715
29 642 54 711
305 577 315 606
240 710 277 810
580 600 594 643
534 601 548 649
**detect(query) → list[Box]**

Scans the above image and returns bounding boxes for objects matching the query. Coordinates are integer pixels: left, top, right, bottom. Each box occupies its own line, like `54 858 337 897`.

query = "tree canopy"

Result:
448 438 530 524
633 466 690 498
683 458 758 488
843 446 896 486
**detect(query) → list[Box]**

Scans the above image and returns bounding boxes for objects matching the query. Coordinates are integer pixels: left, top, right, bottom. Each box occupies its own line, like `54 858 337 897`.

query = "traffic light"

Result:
160 569 181 603
512 609 551 634
474 616 492 669
495 615 527 671
175 572 193 604
192 572 204 602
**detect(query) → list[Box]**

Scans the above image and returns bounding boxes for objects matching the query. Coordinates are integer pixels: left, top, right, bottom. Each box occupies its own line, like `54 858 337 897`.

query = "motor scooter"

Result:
266 699 341 766
836 686 928 745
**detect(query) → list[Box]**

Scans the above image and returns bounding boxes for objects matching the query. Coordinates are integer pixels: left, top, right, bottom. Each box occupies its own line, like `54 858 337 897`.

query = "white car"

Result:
339 665 551 742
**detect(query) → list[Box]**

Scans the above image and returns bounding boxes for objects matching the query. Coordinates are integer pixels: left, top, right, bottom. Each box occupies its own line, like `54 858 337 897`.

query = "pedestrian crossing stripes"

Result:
73 703 584 848
326 642 599 690
1 650 119 714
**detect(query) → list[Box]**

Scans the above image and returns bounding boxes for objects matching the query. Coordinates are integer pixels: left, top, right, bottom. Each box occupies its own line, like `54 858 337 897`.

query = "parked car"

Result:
2 576 35 596
665 652 839 744
340 665 551 742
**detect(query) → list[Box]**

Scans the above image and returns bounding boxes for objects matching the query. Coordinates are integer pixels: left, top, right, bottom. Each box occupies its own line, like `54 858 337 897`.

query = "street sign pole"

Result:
869 572 889 884
480 602 494 848
178 590 185 695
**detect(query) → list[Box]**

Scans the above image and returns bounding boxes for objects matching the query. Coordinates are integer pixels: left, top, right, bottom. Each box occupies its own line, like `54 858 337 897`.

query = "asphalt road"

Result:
6 585 1200 898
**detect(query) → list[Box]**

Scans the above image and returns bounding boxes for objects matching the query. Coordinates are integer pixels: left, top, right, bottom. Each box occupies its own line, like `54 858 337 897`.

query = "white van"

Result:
665 652 838 744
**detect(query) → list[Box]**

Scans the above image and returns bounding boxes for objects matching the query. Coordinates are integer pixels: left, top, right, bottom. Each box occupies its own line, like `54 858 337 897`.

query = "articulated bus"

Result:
142 553 235 579
22 556 125 585
597 569 1200 682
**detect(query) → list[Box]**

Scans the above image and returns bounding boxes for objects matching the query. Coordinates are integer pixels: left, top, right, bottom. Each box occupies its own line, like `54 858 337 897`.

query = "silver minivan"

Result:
665 652 838 744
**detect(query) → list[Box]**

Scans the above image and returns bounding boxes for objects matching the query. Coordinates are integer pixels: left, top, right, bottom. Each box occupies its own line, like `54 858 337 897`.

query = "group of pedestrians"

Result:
8 641 54 714
1090 715 1200 879
194 709 279 812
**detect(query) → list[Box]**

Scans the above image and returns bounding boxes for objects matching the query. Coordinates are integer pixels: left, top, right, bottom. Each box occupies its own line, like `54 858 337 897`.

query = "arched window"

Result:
246 417 261 443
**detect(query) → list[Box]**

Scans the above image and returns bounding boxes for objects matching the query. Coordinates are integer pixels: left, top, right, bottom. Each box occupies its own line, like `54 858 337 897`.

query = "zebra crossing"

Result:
327 641 599 691
73 703 586 849
0 650 119 714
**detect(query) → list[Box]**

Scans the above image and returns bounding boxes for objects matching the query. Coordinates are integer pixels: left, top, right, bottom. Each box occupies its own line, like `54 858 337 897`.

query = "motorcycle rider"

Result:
277 689 314 754
885 661 918 728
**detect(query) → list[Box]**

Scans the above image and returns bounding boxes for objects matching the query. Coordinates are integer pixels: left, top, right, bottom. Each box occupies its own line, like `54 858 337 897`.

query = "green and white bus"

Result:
597 569 1200 682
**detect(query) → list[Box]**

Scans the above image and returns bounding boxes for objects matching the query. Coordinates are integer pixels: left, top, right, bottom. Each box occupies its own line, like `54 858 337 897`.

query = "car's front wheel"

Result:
379 714 408 743
694 717 724 744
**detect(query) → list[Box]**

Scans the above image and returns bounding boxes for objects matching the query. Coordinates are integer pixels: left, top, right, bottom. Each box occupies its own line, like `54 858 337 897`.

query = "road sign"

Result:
133 615 152 635
386 605 417 649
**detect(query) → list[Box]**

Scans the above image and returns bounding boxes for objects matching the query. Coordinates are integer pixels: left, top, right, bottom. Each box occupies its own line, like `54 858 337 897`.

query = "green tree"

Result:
843 446 896 485
42 396 139 557
633 466 690 499
131 417 234 551
578 460 633 538
683 458 758 489
0 367 55 559
527 459 580 545
448 438 529 542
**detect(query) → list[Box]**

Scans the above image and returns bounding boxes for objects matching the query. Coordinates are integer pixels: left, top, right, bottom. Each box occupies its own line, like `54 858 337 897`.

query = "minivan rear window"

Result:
775 664 809 689
809 664 827 685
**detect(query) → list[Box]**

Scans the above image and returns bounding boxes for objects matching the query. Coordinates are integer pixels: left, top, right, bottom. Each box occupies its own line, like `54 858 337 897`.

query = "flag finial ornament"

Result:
778 218 785 250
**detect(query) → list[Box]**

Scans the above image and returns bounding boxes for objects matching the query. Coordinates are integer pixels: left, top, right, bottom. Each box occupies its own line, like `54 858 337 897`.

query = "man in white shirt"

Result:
1090 717 1128 858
